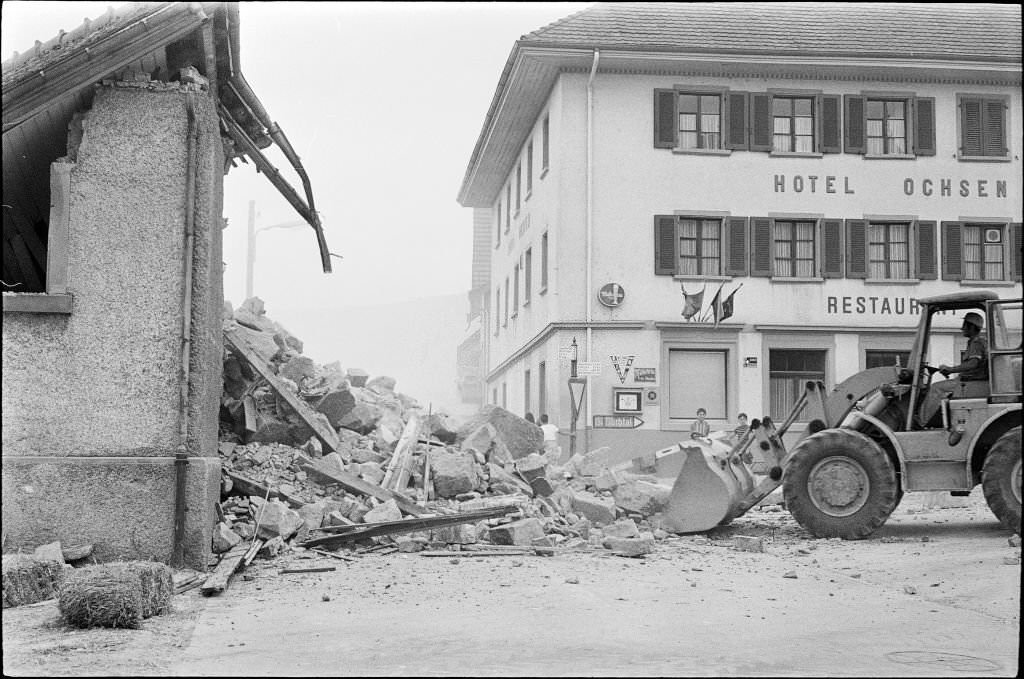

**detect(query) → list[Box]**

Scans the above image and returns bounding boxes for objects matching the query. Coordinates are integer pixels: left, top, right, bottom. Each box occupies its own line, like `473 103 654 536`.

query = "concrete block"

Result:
603 519 640 539
212 523 242 554
612 479 671 516
314 389 356 428
363 499 402 524
571 491 616 526
487 518 546 546
602 532 655 556
430 523 477 545
254 500 304 540
280 356 317 385
429 450 480 498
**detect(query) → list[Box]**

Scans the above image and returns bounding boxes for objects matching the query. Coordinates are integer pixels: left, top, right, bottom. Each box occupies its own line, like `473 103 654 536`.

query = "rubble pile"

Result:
213 298 679 576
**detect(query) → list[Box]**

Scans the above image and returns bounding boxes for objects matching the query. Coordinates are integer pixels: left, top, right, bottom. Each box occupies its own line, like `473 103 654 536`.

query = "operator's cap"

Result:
963 312 984 329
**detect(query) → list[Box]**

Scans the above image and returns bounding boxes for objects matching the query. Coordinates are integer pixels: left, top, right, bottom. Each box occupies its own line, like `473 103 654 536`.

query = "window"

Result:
963 224 1005 281
772 97 815 153
515 162 521 214
668 349 726 420
505 185 511 233
866 350 910 370
941 221 1021 282
678 94 721 150
503 277 509 326
495 202 501 247
502 382 507 409
526 141 533 197
959 95 1008 159
540 232 549 292
868 222 910 279
524 369 531 415
524 248 532 304
538 361 547 417
494 288 500 334
865 100 907 155
542 115 549 171
769 350 826 421
773 220 816 277
678 218 722 276
512 263 520 316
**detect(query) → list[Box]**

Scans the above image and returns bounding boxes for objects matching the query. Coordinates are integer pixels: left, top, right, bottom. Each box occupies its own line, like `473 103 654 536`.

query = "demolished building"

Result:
2 2 331 570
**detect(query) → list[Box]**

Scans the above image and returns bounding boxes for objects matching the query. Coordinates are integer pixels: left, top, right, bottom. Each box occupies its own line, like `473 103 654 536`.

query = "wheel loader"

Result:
661 290 1022 539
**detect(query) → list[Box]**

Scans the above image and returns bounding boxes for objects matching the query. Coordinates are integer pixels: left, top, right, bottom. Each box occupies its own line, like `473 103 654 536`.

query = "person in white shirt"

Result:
539 413 560 463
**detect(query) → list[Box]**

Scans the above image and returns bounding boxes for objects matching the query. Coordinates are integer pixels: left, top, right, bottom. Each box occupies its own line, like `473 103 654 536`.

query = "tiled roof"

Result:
2 3 170 90
521 2 1022 63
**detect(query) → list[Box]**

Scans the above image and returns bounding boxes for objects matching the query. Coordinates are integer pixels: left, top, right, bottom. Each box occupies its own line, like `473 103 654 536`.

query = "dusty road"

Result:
4 489 1020 677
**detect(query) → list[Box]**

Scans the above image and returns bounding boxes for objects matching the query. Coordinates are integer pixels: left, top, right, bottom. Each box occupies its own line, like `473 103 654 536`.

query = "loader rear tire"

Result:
982 426 1022 533
783 429 899 540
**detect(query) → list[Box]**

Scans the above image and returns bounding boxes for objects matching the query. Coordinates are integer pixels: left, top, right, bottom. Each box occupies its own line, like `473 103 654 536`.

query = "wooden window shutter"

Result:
749 93 772 152
724 91 749 150
1010 222 1022 282
821 219 844 278
820 95 841 153
654 215 677 275
915 220 937 280
846 219 867 278
749 217 773 276
960 98 982 155
941 221 963 281
724 216 748 275
654 89 677 149
844 95 865 153
913 97 936 156
983 99 1006 156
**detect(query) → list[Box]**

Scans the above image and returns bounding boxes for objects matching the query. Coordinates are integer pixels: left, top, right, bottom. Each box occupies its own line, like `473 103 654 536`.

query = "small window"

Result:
505 185 511 233
963 224 1005 281
524 368 531 415
503 277 509 327
512 263 520 316
959 95 1008 159
866 99 907 155
866 350 910 369
769 349 826 421
868 222 911 279
542 116 550 171
772 97 815 153
773 220 816 277
678 93 722 150
494 288 501 334
526 141 533 197
495 202 502 247
515 162 521 213
540 232 549 292
678 218 722 276
538 361 547 416
524 248 532 304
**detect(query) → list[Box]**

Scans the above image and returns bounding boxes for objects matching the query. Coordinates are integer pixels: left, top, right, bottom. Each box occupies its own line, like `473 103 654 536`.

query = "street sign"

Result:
593 415 644 429
576 361 603 376
598 282 625 308
558 346 575 360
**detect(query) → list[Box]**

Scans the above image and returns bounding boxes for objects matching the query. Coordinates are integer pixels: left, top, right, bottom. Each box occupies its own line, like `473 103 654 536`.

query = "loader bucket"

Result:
661 439 748 533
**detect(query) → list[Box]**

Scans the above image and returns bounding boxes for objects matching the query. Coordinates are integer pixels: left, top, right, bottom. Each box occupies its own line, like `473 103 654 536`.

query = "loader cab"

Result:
988 299 1024 402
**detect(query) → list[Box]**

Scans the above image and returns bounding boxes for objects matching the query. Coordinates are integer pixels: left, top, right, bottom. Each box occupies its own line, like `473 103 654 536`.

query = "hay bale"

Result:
58 561 173 629
2 553 66 608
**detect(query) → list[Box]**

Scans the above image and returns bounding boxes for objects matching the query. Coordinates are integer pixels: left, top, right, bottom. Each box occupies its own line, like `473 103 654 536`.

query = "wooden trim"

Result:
46 162 72 294
2 292 73 313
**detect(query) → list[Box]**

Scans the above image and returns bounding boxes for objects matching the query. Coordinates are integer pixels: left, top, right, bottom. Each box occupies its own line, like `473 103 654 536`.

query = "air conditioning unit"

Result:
984 228 1002 244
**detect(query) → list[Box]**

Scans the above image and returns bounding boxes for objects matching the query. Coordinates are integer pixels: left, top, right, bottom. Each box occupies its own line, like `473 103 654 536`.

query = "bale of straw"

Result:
58 561 174 629
2 553 66 608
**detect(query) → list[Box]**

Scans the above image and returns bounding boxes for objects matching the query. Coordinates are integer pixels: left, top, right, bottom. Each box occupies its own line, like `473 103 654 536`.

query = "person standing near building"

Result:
690 407 710 439
539 413 560 463
732 413 749 443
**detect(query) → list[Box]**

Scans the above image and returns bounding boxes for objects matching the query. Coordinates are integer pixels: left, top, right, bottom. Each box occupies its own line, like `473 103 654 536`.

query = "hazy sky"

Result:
1 1 592 314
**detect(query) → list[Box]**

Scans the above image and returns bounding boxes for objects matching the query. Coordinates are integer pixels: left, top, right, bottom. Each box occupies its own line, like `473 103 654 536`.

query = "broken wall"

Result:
2 84 224 569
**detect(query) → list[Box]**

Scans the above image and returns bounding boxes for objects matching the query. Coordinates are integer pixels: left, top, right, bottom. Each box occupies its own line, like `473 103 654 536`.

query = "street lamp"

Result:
245 199 307 299
567 336 587 459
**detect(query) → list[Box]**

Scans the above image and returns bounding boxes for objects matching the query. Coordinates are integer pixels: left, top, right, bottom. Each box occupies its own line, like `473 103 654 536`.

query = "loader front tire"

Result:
783 429 899 540
982 426 1022 533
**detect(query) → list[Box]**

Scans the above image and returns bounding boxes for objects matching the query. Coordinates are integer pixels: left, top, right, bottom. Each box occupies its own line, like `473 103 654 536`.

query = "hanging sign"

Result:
593 415 644 429
633 368 656 383
609 355 636 384
598 283 625 308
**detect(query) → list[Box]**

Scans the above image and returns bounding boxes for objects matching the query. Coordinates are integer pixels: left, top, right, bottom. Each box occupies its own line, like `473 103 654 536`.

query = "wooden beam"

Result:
200 541 249 596
223 470 305 509
382 413 420 490
299 458 430 518
224 328 340 452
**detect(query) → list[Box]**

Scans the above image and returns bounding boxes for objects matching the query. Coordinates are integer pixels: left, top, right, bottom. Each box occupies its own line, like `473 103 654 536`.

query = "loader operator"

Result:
919 311 989 427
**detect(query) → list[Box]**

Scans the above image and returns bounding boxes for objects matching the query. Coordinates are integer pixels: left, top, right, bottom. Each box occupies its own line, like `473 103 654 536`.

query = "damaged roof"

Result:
2 1 332 273
457 2 1022 207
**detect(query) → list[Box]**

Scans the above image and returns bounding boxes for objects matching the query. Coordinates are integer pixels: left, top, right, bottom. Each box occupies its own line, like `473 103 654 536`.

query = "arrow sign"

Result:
592 415 644 429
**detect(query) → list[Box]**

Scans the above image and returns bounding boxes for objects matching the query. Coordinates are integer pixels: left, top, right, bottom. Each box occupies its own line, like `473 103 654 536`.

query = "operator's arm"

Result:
938 339 986 377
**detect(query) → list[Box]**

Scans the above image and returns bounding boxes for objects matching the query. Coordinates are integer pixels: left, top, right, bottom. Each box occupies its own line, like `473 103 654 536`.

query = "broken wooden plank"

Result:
224 328 340 452
242 394 259 433
382 413 420 491
224 470 305 509
309 548 358 563
242 538 267 567
299 505 517 550
419 550 532 558
201 542 250 595
279 566 336 574
299 458 430 517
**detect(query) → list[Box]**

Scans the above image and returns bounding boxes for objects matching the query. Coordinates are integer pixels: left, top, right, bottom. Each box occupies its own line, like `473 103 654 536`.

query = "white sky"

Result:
1 1 592 313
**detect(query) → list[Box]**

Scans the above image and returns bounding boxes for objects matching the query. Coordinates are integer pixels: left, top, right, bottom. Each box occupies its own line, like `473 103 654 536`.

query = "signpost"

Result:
593 415 644 429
